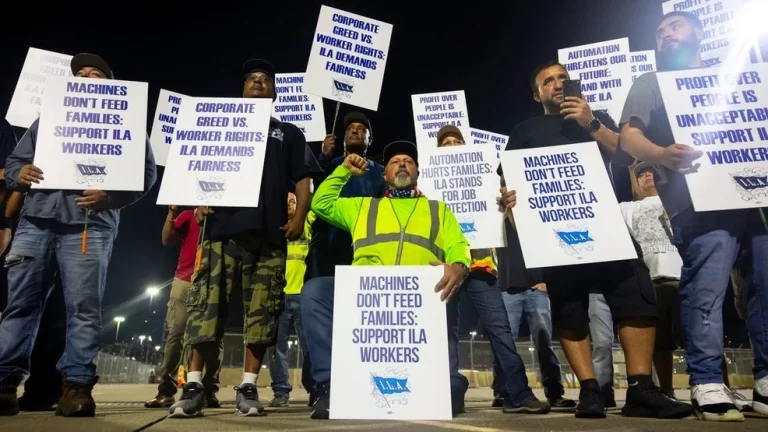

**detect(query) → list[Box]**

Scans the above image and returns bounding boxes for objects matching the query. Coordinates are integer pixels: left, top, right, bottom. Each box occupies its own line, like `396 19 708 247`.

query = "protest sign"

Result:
558 38 632 121
330 265 451 420
419 144 504 249
33 75 148 191
500 142 637 268
272 73 326 142
149 89 186 166
470 128 508 159
631 50 657 82
305 6 393 111
657 65 768 211
157 97 271 207
6 47 73 128
662 0 761 68
411 90 470 150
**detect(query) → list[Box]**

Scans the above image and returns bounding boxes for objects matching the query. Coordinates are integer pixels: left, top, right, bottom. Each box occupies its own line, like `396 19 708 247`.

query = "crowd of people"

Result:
0 9 766 425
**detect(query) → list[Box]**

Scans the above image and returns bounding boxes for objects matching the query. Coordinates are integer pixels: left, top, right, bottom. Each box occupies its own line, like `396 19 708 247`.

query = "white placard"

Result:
631 50 657 82
500 142 637 268
657 65 768 211
6 47 73 128
304 6 393 111
662 0 759 68
418 144 504 249
272 73 327 142
470 128 508 159
559 38 632 121
411 90 470 151
33 75 148 191
156 97 272 207
330 265 451 420
149 89 186 166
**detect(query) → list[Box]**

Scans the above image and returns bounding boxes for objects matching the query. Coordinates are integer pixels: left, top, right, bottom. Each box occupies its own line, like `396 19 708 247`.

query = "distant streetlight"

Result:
155 345 161 352
113 316 125 341
146 286 160 309
138 335 146 344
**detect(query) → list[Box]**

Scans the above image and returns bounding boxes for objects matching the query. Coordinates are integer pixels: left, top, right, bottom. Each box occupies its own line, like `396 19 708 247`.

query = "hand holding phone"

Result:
563 80 582 99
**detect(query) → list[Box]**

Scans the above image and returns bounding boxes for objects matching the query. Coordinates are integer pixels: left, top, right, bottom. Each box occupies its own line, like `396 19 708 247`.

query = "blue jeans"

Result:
588 292 614 389
454 276 535 407
672 208 768 384
269 294 313 396
492 288 563 399
0 218 114 385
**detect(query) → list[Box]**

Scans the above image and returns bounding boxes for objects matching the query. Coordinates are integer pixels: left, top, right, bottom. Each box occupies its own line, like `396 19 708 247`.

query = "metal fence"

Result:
95 351 154 384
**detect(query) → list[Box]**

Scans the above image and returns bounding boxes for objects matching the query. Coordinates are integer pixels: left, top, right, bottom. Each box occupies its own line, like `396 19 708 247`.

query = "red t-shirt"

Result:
174 210 201 282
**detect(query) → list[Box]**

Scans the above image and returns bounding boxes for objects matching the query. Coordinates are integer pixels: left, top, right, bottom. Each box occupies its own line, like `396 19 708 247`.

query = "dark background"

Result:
1 0 765 345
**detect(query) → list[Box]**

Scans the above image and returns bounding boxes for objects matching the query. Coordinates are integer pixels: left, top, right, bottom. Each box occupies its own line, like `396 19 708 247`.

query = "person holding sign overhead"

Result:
498 60 693 420
620 11 768 420
436 125 563 410
168 59 321 419
0 53 157 418
303 141 547 420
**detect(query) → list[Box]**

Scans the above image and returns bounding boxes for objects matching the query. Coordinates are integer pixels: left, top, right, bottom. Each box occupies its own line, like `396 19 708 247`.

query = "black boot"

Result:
0 385 19 416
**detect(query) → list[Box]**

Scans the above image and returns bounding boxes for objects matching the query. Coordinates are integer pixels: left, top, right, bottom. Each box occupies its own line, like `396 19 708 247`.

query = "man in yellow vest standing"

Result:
269 193 315 407
302 141 544 420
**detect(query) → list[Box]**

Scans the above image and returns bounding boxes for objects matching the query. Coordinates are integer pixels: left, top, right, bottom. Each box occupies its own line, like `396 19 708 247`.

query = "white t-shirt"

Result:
619 195 682 280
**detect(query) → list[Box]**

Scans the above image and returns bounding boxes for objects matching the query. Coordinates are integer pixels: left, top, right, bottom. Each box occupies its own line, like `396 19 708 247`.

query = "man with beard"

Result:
620 11 768 421
305 112 386 281
303 141 547 419
169 59 322 419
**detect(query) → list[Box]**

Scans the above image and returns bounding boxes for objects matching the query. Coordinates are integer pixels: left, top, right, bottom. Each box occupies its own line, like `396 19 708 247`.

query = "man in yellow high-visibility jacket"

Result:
301 141 545 420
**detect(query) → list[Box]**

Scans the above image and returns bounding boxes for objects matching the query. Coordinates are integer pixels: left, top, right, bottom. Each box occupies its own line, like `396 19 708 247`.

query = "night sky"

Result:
1 0 764 345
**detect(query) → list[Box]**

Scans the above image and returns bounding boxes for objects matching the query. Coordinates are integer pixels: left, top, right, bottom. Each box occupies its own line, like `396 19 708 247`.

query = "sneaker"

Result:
145 394 175 409
691 383 744 421
0 385 19 416
270 393 289 407
56 381 96 417
168 382 206 418
575 381 606 418
753 385 768 416
622 384 693 418
547 396 577 408
205 391 221 408
502 397 551 414
234 383 265 417
311 382 330 420
601 385 616 408
727 388 752 412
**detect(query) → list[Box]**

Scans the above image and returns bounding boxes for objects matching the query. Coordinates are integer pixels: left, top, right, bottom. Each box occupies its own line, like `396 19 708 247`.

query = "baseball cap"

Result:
633 161 656 177
383 141 418 167
70 53 114 79
242 59 276 81
344 112 371 132
436 125 464 146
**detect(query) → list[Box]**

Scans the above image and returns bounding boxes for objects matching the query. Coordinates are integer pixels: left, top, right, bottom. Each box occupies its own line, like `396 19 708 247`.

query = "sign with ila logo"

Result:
500 141 637 268
330 266 451 420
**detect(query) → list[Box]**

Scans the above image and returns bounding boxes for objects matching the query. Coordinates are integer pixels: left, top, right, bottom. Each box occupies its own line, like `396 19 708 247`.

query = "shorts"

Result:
653 278 684 351
544 258 657 333
184 236 286 346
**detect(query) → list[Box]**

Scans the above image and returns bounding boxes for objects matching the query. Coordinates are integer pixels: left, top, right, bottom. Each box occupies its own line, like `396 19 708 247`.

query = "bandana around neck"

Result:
385 189 420 198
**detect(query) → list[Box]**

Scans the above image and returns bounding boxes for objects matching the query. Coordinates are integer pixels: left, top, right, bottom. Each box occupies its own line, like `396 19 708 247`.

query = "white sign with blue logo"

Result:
33 75 148 191
6 47 73 129
330 265 451 420
418 144 504 249
149 89 186 166
156 97 271 207
304 5 393 111
272 73 326 142
470 127 508 160
631 50 656 83
411 90 471 151
500 142 637 268
657 65 768 211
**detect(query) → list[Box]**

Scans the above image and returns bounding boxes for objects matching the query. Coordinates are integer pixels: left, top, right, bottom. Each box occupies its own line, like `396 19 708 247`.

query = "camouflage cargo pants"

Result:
184 236 286 346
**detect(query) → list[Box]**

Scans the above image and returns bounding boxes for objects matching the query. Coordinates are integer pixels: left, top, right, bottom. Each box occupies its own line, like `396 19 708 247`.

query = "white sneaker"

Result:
691 383 744 421
727 388 752 412
754 383 768 416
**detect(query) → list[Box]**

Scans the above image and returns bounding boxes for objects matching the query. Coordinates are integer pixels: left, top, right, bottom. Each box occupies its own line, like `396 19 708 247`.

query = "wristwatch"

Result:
585 117 602 133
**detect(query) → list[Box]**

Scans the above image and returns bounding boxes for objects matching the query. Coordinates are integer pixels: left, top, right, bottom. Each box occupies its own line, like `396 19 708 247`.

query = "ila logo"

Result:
331 78 354 99
75 159 107 186
554 224 595 258
731 168 768 204
196 177 226 201
370 367 410 414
